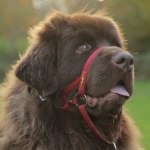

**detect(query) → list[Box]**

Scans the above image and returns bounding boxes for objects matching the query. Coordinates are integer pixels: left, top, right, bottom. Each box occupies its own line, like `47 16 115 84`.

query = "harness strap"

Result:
78 48 103 96
61 77 81 99
79 105 112 144
61 48 103 100
79 104 122 145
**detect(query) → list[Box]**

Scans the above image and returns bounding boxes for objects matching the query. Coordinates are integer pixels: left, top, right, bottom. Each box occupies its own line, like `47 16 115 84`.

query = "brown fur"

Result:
0 10 144 150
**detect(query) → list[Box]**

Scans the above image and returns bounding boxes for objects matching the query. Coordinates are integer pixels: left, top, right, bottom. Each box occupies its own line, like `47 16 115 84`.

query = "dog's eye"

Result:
76 43 91 53
77 45 86 51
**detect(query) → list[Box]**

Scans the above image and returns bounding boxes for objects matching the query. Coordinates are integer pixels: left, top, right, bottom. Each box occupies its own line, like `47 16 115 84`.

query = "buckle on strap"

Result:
62 94 88 111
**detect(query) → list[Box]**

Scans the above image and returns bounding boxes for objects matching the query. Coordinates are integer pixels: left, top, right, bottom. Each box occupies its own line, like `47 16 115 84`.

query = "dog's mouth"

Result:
87 84 129 107
84 81 130 115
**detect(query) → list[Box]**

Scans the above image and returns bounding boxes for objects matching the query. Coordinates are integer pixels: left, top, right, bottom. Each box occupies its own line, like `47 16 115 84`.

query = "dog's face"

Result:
15 11 134 117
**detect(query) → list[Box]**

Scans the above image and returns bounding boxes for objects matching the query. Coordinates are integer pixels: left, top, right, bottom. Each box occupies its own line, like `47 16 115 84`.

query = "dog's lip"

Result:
87 92 128 108
86 84 130 107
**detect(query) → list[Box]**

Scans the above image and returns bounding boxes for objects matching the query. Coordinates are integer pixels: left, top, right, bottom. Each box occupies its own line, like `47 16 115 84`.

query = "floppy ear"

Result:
15 24 59 97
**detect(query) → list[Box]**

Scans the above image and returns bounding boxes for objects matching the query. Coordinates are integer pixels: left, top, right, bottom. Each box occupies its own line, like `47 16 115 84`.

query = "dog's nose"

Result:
112 52 133 71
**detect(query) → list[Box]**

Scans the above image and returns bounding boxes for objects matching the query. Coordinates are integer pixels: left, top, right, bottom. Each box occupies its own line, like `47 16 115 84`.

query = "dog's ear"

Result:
15 22 59 97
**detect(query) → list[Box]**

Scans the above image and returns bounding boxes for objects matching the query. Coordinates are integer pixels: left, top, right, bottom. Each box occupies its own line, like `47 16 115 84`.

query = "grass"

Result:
125 80 150 149
0 80 150 149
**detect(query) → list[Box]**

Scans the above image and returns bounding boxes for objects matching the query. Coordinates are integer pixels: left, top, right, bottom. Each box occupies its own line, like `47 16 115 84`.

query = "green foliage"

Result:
134 52 150 79
0 0 39 38
0 0 40 82
0 38 27 82
104 0 150 54
125 80 150 150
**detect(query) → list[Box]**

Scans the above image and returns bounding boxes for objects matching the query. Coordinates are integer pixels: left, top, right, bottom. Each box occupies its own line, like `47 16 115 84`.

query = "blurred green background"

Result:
0 0 150 149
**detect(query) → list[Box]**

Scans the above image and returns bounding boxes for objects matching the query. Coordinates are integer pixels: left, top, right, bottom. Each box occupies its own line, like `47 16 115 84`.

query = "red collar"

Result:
61 47 121 149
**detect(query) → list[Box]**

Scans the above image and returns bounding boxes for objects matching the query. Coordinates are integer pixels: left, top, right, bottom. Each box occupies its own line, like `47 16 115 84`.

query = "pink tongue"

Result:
110 85 130 97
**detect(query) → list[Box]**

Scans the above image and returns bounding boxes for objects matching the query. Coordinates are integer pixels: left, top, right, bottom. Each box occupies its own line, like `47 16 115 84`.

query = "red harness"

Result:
61 47 121 148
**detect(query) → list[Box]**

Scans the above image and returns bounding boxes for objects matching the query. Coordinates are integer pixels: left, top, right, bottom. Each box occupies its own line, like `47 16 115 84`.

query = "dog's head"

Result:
15 11 134 117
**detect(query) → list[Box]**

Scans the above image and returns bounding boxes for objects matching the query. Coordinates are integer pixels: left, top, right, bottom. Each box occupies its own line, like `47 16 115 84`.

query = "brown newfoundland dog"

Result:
0 10 144 150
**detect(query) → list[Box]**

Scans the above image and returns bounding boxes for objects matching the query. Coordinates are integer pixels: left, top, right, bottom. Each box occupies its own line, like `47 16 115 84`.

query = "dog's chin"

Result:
85 92 128 117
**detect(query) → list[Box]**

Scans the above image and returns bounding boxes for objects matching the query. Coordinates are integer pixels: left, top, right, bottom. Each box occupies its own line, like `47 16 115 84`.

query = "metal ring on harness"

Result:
74 93 88 106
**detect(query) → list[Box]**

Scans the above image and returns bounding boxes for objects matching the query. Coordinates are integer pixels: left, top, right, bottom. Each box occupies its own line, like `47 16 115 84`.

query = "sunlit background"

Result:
0 0 150 149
